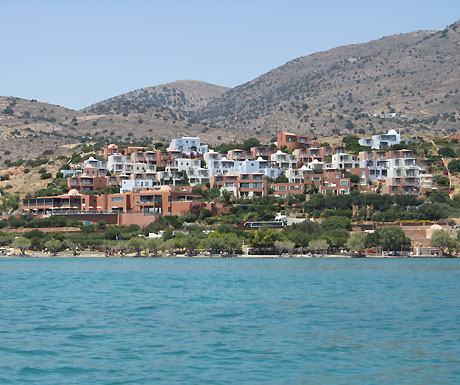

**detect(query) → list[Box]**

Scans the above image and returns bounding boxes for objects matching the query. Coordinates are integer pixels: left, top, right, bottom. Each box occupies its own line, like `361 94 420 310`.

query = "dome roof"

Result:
67 189 81 196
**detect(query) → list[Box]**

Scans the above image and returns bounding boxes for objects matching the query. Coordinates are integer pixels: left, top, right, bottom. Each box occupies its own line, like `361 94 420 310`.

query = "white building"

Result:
107 155 153 174
359 129 401 149
174 158 202 171
331 153 360 170
235 158 282 179
271 150 298 169
168 137 208 155
84 156 107 170
121 179 155 193
157 167 185 186
187 168 210 186
207 156 282 179
305 159 333 171
207 157 236 176
285 165 315 184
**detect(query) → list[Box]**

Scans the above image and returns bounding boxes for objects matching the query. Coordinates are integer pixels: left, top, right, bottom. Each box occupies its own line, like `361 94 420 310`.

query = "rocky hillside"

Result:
197 20 460 138
2 20 460 168
83 80 229 118
0 94 232 169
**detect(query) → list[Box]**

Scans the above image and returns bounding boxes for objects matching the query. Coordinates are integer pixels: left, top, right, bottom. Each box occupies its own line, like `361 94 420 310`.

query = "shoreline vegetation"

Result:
1 251 456 259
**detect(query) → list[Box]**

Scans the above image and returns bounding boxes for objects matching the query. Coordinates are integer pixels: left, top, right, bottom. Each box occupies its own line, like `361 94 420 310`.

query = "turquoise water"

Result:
0 258 459 385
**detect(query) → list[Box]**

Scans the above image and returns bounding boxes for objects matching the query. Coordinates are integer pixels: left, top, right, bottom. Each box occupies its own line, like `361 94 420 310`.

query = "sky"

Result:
1 0 459 110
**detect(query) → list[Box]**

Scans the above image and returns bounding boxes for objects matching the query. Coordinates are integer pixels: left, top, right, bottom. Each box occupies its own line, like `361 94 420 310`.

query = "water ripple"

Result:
0 258 459 384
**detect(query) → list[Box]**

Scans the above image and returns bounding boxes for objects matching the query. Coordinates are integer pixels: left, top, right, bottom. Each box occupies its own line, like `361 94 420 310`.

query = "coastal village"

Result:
1 130 460 257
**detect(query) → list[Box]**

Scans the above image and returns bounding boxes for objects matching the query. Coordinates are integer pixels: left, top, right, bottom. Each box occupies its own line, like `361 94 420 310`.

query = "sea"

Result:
0 258 459 385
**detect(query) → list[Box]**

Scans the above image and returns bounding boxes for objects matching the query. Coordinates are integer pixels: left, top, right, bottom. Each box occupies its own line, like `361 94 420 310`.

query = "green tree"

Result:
448 159 460 173
146 238 163 256
418 203 449 221
346 233 367 256
221 234 242 255
438 147 455 158
182 234 200 254
241 138 261 151
274 240 295 256
222 189 232 203
162 227 174 241
12 236 31 256
250 227 285 251
44 238 62 255
308 239 329 253
370 227 411 252
200 209 212 221
283 220 321 248
430 230 458 255
321 216 351 231
128 237 146 256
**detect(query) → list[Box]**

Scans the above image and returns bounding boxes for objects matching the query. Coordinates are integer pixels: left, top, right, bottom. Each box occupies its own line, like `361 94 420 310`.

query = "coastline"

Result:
0 251 456 259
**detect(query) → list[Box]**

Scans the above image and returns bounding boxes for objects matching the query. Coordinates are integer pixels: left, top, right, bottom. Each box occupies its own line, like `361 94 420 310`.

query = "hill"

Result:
83 80 229 117
0 93 230 169
197 20 460 138
2 20 460 168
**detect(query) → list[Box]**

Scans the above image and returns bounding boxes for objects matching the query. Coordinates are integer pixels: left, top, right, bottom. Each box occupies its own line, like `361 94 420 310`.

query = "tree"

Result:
44 238 62 255
162 227 174 241
370 227 411 252
12 236 31 256
430 230 458 256
146 238 163 256
128 237 146 257
283 220 321 248
346 233 367 256
200 209 212 221
274 240 295 256
241 138 261 151
438 147 455 158
428 191 450 204
272 174 289 183
182 235 200 255
222 189 232 203
221 234 242 255
3 106 14 115
308 239 329 254
448 159 460 173
164 215 184 229
249 228 285 251
418 203 449 221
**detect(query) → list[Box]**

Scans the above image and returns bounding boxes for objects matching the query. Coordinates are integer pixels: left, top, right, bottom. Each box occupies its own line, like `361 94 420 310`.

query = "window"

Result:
111 197 123 202
340 180 349 186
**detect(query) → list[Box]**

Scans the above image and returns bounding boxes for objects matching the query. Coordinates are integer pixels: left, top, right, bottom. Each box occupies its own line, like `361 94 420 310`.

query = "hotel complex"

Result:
23 132 434 226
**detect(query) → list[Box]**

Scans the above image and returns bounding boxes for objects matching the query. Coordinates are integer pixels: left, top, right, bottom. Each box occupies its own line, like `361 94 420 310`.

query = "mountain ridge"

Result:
1 20 460 168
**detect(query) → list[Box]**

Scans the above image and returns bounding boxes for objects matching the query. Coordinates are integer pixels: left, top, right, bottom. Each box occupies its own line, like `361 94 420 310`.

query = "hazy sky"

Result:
1 0 459 110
